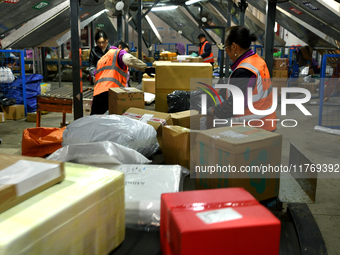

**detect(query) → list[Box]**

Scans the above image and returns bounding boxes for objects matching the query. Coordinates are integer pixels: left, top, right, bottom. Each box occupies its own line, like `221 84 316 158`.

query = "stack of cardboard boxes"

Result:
272 58 289 94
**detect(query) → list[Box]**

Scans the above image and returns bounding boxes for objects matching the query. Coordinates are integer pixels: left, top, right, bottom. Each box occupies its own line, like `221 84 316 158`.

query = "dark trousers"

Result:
90 91 109 115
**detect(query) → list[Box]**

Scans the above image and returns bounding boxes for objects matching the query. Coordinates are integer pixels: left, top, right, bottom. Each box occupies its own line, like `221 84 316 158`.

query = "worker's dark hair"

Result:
225 26 257 49
113 40 129 51
95 29 108 42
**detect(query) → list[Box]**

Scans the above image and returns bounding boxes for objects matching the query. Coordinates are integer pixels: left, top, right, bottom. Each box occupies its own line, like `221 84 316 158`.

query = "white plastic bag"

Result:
47 141 151 165
0 67 15 83
62 115 159 157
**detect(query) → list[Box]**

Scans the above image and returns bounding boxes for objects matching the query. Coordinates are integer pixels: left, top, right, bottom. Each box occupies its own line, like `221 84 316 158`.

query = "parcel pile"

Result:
0 62 283 255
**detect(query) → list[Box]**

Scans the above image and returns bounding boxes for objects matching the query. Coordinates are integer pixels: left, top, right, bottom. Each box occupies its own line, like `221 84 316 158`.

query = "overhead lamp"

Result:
151 6 178 11
185 0 201 5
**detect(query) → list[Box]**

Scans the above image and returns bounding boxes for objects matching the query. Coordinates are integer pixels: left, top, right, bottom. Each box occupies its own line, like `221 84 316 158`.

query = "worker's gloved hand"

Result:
190 52 198 57
144 67 156 78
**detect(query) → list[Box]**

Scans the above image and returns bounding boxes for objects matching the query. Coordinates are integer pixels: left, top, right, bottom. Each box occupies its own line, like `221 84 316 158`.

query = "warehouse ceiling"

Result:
1 0 106 48
0 0 339 50
0 0 66 35
246 0 338 48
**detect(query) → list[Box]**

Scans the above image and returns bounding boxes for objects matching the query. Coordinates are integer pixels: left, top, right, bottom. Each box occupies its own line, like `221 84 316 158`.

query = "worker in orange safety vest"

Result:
198 34 214 66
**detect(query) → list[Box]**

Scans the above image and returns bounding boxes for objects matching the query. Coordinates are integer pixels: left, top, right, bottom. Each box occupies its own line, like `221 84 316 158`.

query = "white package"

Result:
116 164 186 226
62 115 159 157
47 141 151 165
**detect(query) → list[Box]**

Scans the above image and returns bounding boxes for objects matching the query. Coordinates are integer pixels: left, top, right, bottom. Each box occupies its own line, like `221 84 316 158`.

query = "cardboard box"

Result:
109 88 144 115
273 58 289 70
1 105 25 120
272 79 288 94
160 188 281 255
152 61 172 67
162 126 190 169
0 154 65 214
193 126 281 201
186 57 204 62
172 60 190 63
123 107 173 148
26 112 36 122
81 49 91 60
170 110 202 129
272 69 288 78
142 78 156 94
154 62 213 112
298 82 320 93
145 57 155 62
0 112 5 123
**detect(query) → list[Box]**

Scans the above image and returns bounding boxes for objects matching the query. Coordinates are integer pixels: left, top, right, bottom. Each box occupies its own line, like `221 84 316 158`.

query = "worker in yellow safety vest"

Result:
208 26 277 132
198 34 214 66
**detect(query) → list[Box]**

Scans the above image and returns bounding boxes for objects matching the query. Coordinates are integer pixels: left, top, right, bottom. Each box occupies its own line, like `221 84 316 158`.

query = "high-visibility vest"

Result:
198 41 214 63
227 53 277 131
93 49 128 96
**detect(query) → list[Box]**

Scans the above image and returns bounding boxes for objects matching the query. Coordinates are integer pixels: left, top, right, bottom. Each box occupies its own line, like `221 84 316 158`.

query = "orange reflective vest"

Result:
227 53 277 131
198 41 214 63
94 49 128 96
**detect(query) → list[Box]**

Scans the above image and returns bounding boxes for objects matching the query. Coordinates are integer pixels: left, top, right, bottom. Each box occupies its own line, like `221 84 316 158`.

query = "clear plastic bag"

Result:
62 115 159 157
47 141 151 165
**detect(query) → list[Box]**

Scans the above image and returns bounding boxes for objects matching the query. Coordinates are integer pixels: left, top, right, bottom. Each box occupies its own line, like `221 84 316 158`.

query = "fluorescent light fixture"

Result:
104 9 110 12
151 6 178 11
185 0 201 5
145 15 163 43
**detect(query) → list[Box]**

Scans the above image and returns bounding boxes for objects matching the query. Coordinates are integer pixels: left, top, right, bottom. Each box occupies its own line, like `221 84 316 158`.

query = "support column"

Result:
70 0 83 120
117 15 123 40
124 12 129 43
41 47 48 82
238 0 248 26
264 0 277 77
137 0 143 83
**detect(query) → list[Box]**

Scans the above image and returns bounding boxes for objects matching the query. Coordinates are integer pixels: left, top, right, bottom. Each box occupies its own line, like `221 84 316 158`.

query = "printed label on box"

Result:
196 208 243 224
0 160 61 196
119 165 145 174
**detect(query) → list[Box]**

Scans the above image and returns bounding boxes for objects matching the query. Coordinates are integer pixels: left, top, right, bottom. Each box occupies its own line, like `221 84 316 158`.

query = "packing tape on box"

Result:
170 200 259 211
123 112 167 126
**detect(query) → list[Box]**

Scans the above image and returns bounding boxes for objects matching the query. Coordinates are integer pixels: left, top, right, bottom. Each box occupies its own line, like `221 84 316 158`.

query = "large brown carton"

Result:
298 81 320 93
109 87 144 115
162 126 190 169
1 105 25 120
272 69 288 78
185 57 204 62
142 78 156 94
193 126 281 201
123 107 173 148
170 110 202 129
154 62 213 112
273 58 289 70
0 154 65 213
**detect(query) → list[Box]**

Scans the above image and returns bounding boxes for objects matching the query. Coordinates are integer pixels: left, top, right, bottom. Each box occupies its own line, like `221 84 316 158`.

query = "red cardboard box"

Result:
160 188 281 255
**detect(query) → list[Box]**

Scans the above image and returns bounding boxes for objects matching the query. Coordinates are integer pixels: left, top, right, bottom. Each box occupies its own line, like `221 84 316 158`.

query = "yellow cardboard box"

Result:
154 62 213 112
272 69 288 78
170 110 201 129
162 125 191 169
1 105 25 120
26 112 36 122
193 126 282 201
142 78 156 94
109 88 144 115
273 58 289 70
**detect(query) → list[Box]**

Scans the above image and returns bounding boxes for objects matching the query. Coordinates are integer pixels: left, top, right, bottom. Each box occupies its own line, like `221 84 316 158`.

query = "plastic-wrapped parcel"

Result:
116 164 188 227
47 141 151 165
62 115 159 157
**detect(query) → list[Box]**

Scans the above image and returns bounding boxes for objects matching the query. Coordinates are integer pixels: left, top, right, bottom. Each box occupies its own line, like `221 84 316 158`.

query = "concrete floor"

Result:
0 81 339 254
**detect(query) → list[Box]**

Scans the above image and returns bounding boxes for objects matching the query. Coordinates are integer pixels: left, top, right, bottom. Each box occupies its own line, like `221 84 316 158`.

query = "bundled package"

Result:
62 115 159 157
47 141 151 165
114 164 187 227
